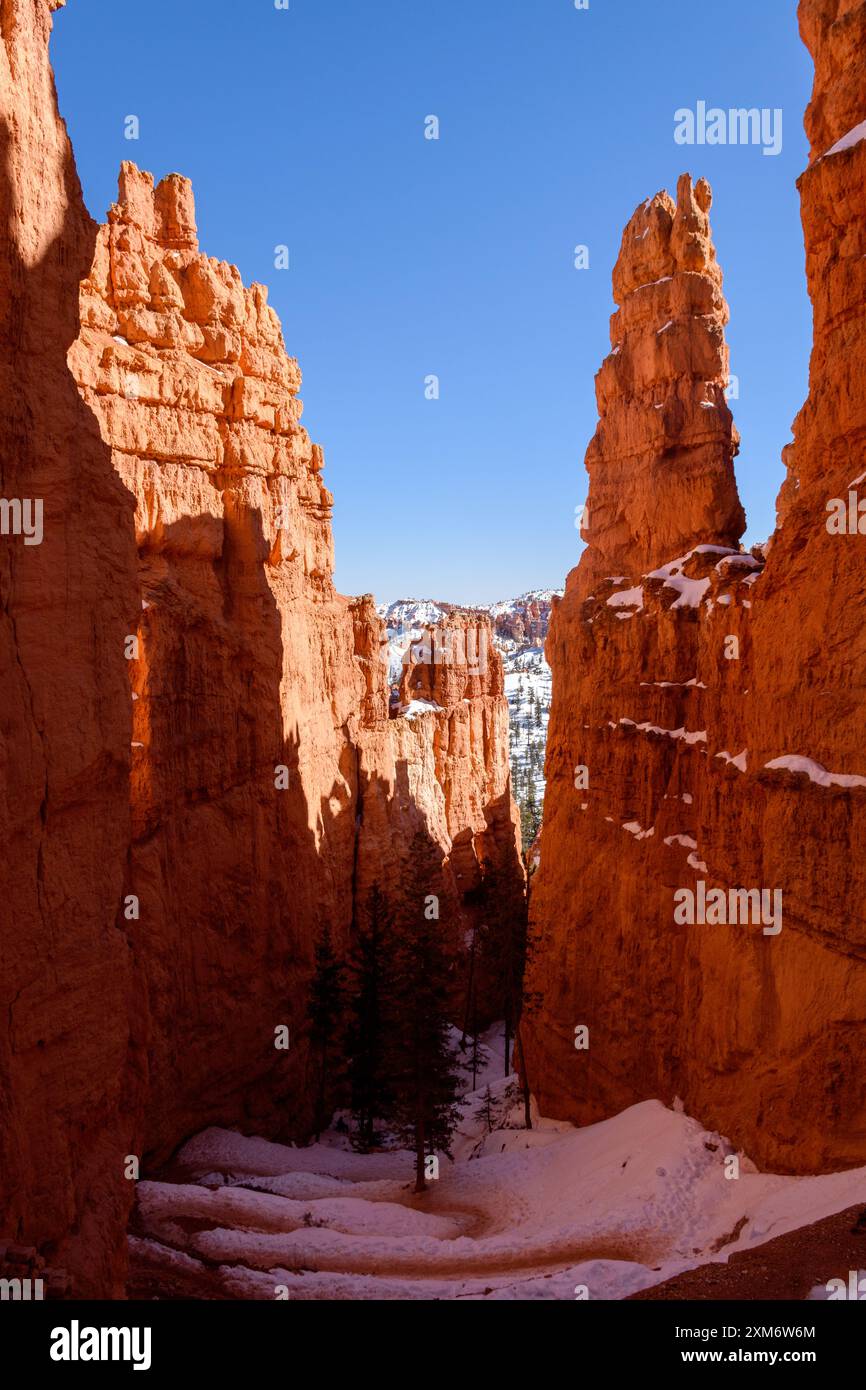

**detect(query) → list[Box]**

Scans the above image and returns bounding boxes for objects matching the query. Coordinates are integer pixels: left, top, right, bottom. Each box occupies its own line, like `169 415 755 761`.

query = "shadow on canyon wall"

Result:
0 105 142 1296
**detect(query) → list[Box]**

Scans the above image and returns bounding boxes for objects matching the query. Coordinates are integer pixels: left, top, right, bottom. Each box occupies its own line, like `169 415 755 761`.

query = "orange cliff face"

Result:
523 12 866 1173
391 613 520 920
66 166 522 1220
0 3 522 1297
0 0 142 1298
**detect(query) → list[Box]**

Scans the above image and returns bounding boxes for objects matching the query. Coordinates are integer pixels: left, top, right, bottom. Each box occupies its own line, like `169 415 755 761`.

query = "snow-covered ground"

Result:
130 1031 866 1301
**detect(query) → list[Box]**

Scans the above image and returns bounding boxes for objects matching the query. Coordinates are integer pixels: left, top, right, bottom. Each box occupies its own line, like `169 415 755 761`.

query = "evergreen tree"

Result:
307 924 346 1140
390 831 463 1193
346 886 397 1151
461 929 484 1091
482 1084 495 1134
514 912 545 1131
520 776 540 848
478 860 529 1093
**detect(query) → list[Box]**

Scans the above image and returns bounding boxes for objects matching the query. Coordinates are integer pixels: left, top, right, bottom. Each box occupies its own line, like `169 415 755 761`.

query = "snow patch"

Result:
765 755 866 789
717 749 748 773
622 822 655 840
645 553 714 609
823 119 866 159
616 718 707 745
403 700 444 720
607 586 644 611
664 834 698 850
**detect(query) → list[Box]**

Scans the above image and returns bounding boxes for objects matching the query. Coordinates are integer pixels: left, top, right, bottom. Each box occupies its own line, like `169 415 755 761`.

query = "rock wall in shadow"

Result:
0 4 524 1299
0 0 141 1297
64 156 524 1279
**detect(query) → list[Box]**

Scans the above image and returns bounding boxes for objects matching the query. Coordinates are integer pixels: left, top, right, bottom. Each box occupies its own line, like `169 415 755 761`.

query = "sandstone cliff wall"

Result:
523 8 866 1173
0 0 141 1297
0 0 521 1295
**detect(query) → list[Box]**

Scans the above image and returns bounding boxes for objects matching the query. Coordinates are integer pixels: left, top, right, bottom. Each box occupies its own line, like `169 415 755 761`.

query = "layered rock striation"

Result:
524 11 866 1173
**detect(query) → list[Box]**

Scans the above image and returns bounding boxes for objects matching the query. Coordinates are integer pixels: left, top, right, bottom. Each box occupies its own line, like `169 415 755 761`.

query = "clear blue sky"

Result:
52 0 813 606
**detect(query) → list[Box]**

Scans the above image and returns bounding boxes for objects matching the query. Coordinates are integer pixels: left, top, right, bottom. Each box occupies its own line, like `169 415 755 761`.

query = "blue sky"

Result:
53 0 814 605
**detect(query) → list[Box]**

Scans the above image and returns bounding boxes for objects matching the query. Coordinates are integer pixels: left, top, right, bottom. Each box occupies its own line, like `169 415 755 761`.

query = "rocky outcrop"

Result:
0 1 521 1297
523 9 866 1174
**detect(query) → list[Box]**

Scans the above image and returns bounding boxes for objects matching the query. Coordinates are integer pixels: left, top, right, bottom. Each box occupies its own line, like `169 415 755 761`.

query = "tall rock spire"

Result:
523 13 866 1174
578 174 744 593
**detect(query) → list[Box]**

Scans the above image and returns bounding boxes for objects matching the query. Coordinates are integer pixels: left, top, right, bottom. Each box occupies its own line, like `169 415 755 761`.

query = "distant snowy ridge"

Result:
377 591 562 847
377 590 562 631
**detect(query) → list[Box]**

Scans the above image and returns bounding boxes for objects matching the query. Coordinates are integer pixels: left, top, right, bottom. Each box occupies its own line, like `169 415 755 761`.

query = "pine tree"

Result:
390 832 463 1193
514 913 545 1131
307 924 346 1140
478 860 529 1093
346 886 397 1151
482 1084 495 1134
520 775 540 848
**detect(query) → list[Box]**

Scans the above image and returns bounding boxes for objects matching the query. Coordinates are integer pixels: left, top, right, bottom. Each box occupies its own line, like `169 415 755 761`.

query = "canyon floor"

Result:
128 1029 866 1302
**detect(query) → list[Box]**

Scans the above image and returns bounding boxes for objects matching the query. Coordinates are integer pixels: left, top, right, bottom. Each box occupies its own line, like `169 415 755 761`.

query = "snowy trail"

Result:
135 1177 658 1280
129 1060 866 1300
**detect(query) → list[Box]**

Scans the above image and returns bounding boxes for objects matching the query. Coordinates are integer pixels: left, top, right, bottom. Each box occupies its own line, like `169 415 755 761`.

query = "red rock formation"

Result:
578 174 744 594
391 612 518 908
1 4 522 1297
524 10 866 1173
488 592 556 649
67 159 522 1162
0 0 141 1297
